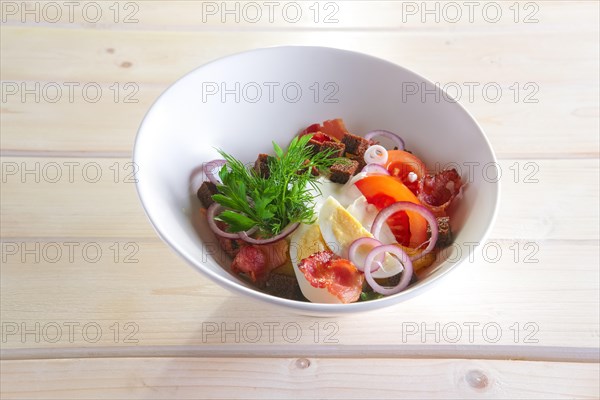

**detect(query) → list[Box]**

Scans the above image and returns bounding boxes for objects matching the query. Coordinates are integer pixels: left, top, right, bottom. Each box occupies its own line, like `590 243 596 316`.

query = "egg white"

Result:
289 223 342 304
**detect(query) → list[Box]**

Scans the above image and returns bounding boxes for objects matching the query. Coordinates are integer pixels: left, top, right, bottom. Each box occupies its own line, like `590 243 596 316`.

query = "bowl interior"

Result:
134 46 499 315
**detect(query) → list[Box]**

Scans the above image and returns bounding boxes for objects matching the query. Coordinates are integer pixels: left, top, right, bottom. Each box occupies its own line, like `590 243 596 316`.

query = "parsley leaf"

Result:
215 210 257 232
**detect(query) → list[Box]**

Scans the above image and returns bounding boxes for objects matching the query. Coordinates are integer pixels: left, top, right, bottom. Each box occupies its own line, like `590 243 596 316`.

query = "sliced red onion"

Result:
345 172 368 189
348 237 384 272
204 159 226 185
207 203 241 239
364 145 388 165
245 226 259 236
238 222 299 245
371 201 438 261
365 130 405 150
363 245 413 295
361 164 390 176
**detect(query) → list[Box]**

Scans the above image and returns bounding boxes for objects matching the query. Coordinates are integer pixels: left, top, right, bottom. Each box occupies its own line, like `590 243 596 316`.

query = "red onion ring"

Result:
361 164 390 176
348 237 384 272
363 245 413 295
371 201 438 261
363 145 388 165
364 130 405 150
238 222 300 245
204 159 226 185
207 203 241 239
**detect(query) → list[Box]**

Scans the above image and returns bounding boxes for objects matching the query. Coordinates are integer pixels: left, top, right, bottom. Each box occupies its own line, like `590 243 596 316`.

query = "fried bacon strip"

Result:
231 240 289 283
418 168 463 216
298 250 364 304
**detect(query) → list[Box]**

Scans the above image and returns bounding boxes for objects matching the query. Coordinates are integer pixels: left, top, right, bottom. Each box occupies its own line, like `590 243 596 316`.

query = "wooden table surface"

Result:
1 1 599 398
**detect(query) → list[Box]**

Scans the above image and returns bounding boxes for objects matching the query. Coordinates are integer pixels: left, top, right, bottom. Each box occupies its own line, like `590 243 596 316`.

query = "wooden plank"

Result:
0 158 151 238
1 158 598 240
1 238 598 349
1 81 597 158
2 27 597 85
0 81 153 155
1 358 599 399
1 1 598 32
1 27 597 157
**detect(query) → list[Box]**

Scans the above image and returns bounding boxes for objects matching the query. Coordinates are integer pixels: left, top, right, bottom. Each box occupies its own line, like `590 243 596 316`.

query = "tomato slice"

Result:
385 150 427 195
298 251 364 304
355 175 428 248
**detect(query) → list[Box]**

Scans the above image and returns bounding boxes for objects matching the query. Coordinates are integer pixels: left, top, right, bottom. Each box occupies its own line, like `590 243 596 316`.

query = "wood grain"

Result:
1 1 599 397
1 238 598 349
1 23 598 157
1 357 599 399
3 27 597 85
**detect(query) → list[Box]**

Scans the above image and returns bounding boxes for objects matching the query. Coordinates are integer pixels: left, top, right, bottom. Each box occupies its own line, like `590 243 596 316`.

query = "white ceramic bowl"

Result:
134 46 499 315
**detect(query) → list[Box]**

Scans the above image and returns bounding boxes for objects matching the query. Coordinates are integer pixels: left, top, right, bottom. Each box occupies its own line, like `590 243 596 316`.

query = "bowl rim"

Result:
133 45 500 315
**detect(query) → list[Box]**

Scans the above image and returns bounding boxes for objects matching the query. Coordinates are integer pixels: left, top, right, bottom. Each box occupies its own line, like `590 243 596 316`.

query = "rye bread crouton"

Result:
320 141 346 158
197 181 218 208
329 159 359 184
253 153 271 178
297 160 320 177
429 216 452 248
265 273 306 301
341 133 370 156
385 269 419 287
346 153 366 175
306 138 324 155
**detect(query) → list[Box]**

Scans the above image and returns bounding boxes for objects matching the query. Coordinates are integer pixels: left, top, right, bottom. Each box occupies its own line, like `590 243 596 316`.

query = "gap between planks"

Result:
2 344 599 363
1 24 596 35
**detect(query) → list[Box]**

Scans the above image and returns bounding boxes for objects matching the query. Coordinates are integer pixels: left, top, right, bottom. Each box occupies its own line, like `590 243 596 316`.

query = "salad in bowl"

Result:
134 46 499 315
196 118 463 304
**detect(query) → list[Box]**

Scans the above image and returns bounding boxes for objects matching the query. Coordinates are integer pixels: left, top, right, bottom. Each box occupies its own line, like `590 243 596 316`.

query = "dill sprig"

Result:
212 134 342 237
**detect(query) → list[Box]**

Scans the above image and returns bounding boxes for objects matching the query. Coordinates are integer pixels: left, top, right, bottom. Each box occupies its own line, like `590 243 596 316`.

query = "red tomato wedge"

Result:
298 251 364 304
385 150 427 195
355 175 428 248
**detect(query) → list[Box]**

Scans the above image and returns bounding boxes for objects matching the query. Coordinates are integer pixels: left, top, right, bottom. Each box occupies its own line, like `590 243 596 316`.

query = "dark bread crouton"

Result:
265 273 306 301
197 181 218 208
320 141 346 158
386 269 419 287
330 159 359 184
346 153 366 175
306 138 324 155
298 160 320 177
305 132 336 156
341 133 370 156
253 153 271 178
428 216 452 248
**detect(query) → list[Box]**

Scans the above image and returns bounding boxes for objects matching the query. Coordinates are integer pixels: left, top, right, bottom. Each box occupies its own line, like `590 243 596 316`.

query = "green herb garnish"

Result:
360 291 385 301
212 135 342 237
